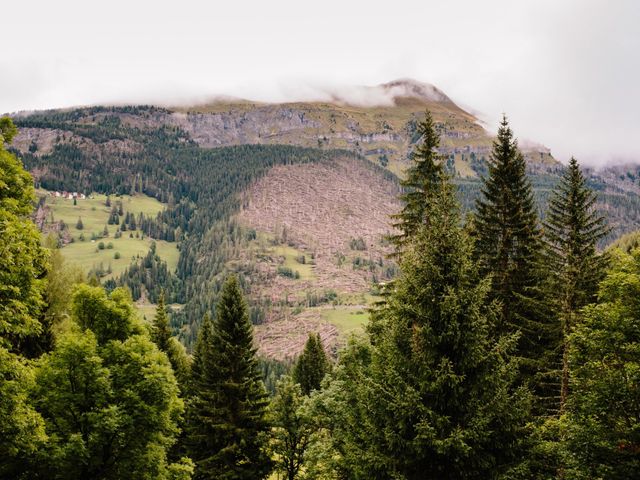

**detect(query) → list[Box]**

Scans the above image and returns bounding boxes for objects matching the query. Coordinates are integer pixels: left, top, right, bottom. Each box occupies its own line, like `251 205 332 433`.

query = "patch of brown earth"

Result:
239 157 400 297
239 156 400 357
254 309 339 361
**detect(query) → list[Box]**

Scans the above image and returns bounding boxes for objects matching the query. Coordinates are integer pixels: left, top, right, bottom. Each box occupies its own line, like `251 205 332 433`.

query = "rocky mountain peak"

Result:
379 78 453 104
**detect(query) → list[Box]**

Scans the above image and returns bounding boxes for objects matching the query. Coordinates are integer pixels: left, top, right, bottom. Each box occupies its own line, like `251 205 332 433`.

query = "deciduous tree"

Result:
565 249 640 479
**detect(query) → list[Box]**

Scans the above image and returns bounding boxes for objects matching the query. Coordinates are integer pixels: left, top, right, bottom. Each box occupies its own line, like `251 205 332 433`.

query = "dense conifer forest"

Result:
2 110 639 479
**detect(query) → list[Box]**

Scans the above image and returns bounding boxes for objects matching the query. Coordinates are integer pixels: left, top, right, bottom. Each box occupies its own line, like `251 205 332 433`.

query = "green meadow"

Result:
322 306 370 335
40 189 179 285
272 244 315 281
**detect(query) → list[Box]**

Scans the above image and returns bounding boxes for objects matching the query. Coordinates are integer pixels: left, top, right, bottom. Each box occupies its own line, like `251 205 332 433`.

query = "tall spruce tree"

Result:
473 116 552 389
314 171 531 479
152 291 172 352
543 157 609 411
187 276 271 480
390 110 445 252
292 332 330 395
151 291 190 387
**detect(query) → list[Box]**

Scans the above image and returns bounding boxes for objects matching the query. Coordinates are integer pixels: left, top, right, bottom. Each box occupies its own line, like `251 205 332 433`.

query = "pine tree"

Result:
543 157 609 411
317 173 531 478
76 216 83 230
152 291 172 352
292 332 329 395
390 110 445 252
472 116 551 387
108 207 119 225
187 276 272 480
151 291 190 387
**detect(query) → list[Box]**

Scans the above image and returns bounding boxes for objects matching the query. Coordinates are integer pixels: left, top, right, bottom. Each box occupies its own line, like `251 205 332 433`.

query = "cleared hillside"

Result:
236 157 400 358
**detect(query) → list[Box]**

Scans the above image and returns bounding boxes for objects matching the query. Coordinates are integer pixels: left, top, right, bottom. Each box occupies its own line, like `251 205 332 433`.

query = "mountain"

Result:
7 79 640 358
168 78 557 175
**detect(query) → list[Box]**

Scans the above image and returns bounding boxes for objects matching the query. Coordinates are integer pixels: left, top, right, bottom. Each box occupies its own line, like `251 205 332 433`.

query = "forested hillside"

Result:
2 111 639 479
8 101 640 354
10 108 347 345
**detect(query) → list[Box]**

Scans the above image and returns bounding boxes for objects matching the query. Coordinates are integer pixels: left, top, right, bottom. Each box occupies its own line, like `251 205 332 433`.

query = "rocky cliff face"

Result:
11 79 556 178
163 80 556 176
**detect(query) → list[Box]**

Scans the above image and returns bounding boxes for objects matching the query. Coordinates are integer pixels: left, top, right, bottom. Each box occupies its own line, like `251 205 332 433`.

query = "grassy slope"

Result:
322 306 370 335
272 244 315 281
40 191 179 315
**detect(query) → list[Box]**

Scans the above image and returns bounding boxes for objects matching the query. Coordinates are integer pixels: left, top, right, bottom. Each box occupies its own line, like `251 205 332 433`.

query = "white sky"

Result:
2 0 639 165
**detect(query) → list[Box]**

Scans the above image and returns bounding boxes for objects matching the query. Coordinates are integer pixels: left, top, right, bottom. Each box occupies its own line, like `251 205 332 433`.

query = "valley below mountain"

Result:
8 79 640 358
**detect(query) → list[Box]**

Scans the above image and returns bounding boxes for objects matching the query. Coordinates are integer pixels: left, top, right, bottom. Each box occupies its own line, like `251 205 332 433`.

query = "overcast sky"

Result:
3 0 639 165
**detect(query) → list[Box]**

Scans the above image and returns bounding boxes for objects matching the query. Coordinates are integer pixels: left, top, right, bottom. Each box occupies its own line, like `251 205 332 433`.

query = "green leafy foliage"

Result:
0 346 47 478
269 376 316 480
70 285 141 344
0 124 48 354
0 116 18 146
29 285 189 479
565 249 640 479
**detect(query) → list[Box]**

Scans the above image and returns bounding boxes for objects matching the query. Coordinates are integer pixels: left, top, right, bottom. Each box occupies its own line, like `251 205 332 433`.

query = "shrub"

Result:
277 266 300 279
349 237 367 251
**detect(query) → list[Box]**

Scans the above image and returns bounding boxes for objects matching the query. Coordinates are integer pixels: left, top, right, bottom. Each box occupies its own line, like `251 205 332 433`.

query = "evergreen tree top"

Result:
403 110 444 189
472 115 547 366
544 157 609 257
474 115 540 274
391 110 447 251
151 290 172 353
544 156 610 310
212 276 257 360
293 332 330 395
187 276 271 479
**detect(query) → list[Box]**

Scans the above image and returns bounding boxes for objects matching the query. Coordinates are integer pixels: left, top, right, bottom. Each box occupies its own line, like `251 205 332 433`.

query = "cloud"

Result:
2 0 638 167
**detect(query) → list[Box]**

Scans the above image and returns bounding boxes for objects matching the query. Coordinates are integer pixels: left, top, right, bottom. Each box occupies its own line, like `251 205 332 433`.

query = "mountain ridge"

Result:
7 83 640 356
